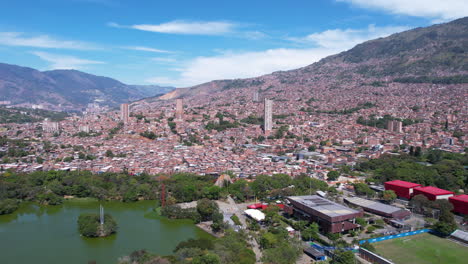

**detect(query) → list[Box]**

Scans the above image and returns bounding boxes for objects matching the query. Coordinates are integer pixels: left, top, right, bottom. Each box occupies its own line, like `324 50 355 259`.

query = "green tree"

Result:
0 199 19 215
174 238 214 252
366 226 376 233
353 183 375 197
263 205 281 225
261 239 302 264
78 152 86 159
301 223 319 241
355 218 367 228
381 190 397 203
250 174 273 198
331 250 355 264
410 194 430 213
36 156 44 164
77 213 117 237
361 241 376 252
260 232 278 249
197 198 219 221
433 221 457 236
414 146 422 157
327 171 340 181
213 230 256 264
36 192 64 205
271 173 292 189
63 156 74 162
123 188 138 202
202 185 221 200
193 253 221 264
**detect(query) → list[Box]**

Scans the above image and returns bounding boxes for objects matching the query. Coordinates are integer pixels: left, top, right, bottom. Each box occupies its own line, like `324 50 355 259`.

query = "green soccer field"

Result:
372 233 468 264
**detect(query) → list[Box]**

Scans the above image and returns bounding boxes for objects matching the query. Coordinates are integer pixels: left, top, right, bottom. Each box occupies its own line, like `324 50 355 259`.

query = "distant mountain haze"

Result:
0 63 174 110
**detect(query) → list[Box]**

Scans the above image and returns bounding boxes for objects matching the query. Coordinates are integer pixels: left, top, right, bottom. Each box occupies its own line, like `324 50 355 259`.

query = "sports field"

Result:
373 233 468 264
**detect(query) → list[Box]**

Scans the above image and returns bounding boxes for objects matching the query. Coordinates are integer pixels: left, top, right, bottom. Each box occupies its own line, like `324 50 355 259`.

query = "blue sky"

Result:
0 0 467 87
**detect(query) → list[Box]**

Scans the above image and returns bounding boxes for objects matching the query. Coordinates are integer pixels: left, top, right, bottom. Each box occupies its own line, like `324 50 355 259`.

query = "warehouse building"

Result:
303 247 326 261
384 180 421 199
285 195 363 233
449 195 468 215
413 186 454 201
450 229 468 245
345 197 411 220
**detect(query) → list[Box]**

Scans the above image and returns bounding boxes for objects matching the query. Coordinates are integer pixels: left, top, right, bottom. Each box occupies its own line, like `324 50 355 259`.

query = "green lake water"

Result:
0 200 211 264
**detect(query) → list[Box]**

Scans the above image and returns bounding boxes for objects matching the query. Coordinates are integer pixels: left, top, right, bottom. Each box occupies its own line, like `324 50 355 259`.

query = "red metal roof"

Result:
415 186 454 196
247 203 285 210
450 195 468 202
385 180 421 188
247 203 263 209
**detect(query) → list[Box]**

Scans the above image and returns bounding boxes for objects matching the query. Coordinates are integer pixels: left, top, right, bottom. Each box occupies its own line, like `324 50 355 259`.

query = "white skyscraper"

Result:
253 91 259 102
264 98 273 135
175 99 184 120
120 103 129 123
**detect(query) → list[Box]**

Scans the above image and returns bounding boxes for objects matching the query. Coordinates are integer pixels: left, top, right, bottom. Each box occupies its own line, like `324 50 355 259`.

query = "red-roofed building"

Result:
247 203 284 210
247 203 264 209
384 180 422 199
413 186 454 201
449 195 468 215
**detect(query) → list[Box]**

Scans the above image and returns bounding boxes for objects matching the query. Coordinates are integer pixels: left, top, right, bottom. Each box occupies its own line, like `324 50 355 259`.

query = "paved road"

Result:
219 196 263 263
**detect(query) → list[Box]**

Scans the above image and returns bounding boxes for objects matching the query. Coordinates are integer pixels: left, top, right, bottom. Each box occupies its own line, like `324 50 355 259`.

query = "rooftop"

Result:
451 229 468 243
449 194 468 202
345 197 403 214
385 180 421 188
287 195 359 218
415 186 454 195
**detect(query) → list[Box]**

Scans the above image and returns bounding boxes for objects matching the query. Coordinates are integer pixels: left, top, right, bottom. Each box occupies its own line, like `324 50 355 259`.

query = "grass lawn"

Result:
373 233 468 264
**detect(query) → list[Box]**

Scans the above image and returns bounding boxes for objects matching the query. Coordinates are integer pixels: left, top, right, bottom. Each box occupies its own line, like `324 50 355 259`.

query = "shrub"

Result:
161 205 201 223
366 226 376 233
231 214 242 226
0 199 19 215
36 192 64 205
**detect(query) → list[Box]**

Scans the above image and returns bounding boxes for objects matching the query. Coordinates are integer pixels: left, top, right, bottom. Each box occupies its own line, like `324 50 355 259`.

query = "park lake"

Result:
0 200 212 264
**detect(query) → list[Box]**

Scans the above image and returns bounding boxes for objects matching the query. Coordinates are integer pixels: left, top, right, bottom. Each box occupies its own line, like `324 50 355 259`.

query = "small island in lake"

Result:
78 213 118 237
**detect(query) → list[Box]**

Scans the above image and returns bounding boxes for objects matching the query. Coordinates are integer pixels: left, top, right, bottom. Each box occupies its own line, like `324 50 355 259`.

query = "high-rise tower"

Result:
387 120 402 133
394 121 403 133
264 98 273 135
253 91 259 102
175 99 184 120
386 120 394 132
120 103 129 123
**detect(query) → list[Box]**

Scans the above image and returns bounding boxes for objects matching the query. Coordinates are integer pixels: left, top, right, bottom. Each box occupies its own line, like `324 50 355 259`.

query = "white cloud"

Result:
110 20 236 35
146 25 408 87
124 46 171 53
338 0 468 21
0 32 97 50
145 76 180 85
292 25 409 49
151 57 177 63
243 31 269 40
32 51 104 70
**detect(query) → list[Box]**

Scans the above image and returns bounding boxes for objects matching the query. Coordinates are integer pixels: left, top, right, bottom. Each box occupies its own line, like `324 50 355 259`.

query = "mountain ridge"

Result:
157 17 467 102
0 63 174 110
